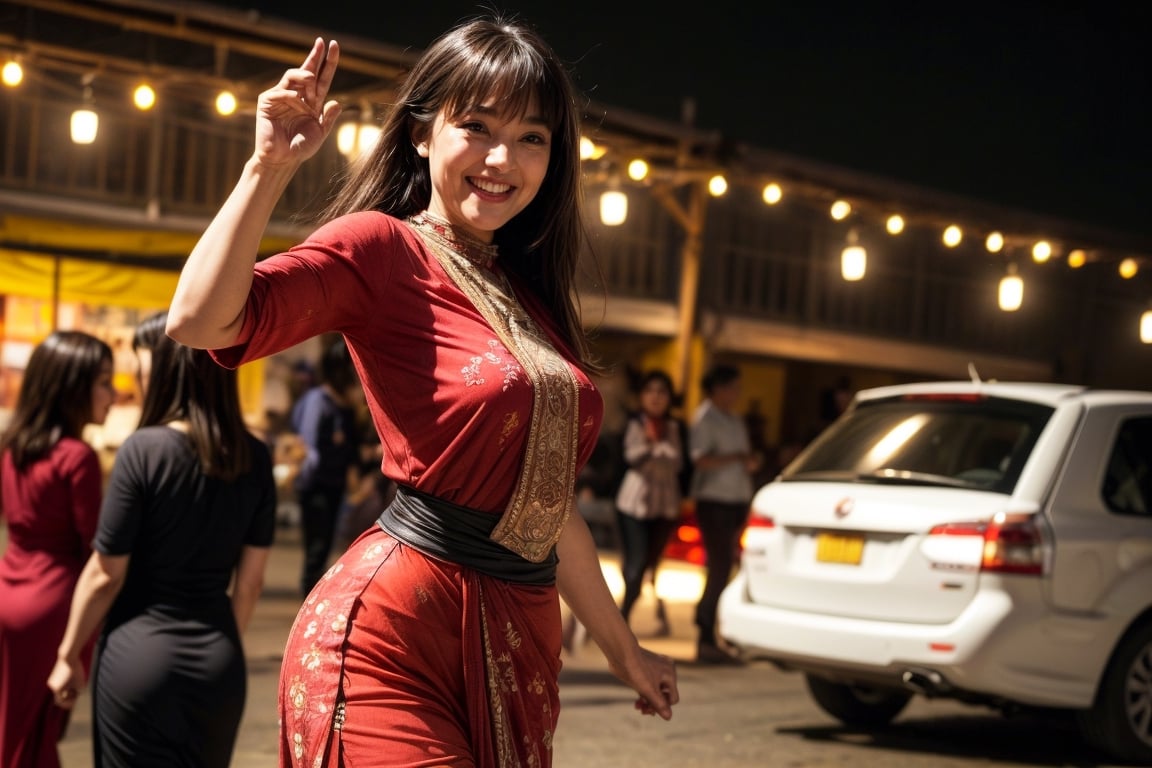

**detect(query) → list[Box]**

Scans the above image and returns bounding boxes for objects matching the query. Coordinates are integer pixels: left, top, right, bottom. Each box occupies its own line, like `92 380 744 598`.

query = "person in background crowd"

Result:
290 335 362 595
47 311 276 767
615 369 687 636
164 15 678 767
334 426 396 553
689 363 760 665
0 331 114 768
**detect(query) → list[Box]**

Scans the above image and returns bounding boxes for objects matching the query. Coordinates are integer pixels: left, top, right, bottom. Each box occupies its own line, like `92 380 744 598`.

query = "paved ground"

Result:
56 524 706 767
46 526 1128 768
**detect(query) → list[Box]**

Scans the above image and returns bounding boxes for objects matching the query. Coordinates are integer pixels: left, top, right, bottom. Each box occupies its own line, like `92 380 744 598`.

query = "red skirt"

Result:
278 526 563 767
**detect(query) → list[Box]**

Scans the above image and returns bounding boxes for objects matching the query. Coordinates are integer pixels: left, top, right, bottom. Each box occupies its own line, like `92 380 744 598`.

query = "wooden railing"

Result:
0 87 337 221
2 83 1145 387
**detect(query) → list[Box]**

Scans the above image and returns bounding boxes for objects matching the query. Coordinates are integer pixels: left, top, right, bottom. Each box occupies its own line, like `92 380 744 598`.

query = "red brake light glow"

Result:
745 514 776 530
928 513 1044 575
741 513 774 551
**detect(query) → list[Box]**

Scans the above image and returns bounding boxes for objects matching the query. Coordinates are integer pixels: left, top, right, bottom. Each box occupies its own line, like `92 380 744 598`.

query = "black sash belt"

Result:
377 486 558 585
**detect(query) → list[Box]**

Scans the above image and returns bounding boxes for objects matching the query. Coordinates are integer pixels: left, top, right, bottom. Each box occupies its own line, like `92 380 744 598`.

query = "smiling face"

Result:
416 97 552 243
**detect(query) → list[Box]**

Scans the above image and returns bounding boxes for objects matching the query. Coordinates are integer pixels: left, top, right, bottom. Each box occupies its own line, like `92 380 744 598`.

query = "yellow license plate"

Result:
815 533 864 565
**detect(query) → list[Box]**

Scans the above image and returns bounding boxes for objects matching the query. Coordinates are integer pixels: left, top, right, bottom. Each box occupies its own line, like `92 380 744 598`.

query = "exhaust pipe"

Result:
901 668 948 696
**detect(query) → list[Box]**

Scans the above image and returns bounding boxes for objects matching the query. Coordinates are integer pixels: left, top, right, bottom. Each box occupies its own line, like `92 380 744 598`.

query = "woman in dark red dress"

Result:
167 15 680 768
0 331 115 768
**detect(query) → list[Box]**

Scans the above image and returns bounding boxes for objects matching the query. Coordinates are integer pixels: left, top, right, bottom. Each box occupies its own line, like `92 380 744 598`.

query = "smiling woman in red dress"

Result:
166 15 680 767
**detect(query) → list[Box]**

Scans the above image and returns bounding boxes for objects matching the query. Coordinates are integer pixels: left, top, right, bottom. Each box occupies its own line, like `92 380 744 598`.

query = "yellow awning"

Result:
0 249 178 309
0 215 299 419
0 214 299 258
0 214 299 308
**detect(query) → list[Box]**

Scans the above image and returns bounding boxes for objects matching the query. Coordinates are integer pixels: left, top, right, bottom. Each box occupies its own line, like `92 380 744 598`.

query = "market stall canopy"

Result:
0 214 297 308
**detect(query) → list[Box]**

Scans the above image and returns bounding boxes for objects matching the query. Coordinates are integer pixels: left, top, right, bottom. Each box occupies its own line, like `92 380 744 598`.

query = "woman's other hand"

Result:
47 657 85 710
254 38 342 167
611 646 680 720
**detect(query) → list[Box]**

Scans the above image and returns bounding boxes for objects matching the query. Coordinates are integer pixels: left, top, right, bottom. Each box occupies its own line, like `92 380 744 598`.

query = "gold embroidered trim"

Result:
409 211 499 269
411 220 579 562
479 583 518 767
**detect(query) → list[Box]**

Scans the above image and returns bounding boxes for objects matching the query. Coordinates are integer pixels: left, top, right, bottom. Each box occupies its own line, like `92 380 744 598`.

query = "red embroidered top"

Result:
211 211 603 514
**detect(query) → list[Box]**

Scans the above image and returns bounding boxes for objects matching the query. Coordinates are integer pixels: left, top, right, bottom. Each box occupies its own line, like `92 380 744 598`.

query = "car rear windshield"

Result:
782 394 1054 493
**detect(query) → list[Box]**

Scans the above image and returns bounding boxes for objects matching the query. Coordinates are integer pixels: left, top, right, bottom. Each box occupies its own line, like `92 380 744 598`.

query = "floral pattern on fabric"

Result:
279 538 395 767
279 528 564 768
413 226 581 563
478 581 557 767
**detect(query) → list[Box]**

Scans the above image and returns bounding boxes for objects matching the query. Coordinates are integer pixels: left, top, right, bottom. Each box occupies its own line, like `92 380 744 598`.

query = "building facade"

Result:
1 0 1149 454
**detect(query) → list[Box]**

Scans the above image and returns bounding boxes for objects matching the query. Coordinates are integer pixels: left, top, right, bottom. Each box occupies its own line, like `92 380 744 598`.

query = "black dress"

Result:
91 426 276 767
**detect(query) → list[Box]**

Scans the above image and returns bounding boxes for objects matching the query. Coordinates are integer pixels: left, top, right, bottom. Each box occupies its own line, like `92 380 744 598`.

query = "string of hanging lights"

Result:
2 36 1148 343
577 134 1151 341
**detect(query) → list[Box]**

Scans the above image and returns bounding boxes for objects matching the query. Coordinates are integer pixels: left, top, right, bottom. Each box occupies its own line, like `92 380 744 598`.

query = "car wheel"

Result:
1078 621 1152 764
805 674 912 727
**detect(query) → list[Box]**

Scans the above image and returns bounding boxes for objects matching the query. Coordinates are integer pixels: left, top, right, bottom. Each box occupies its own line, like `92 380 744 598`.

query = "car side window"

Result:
1102 416 1152 517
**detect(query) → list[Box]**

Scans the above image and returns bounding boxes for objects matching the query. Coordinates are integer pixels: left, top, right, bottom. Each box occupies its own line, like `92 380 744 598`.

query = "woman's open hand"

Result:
253 38 342 167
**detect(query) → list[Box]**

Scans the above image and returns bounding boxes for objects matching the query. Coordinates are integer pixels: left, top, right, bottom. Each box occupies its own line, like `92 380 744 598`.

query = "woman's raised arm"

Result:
166 38 342 349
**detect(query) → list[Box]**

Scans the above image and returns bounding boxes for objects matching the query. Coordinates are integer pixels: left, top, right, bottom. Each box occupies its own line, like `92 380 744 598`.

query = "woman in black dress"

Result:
48 311 277 767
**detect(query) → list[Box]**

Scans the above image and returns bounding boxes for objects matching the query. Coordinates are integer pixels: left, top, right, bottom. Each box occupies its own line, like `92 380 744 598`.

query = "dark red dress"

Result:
0 438 102 768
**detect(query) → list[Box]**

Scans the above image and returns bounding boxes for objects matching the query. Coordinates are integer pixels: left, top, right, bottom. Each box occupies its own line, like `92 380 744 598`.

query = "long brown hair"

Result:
320 15 596 368
0 331 112 470
133 311 252 480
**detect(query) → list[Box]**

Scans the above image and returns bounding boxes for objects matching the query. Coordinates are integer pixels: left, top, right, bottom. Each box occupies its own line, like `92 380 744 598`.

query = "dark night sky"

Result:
219 1 1151 239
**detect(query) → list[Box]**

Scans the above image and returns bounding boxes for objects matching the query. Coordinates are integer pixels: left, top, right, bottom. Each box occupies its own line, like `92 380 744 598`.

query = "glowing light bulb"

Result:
841 229 866 281
579 136 595 160
578 136 606 160
600 190 627 225
133 83 156 110
999 265 1023 311
762 182 782 205
70 108 98 144
841 245 866 281
943 225 962 248
215 90 237 116
1 60 22 87
1032 241 1052 263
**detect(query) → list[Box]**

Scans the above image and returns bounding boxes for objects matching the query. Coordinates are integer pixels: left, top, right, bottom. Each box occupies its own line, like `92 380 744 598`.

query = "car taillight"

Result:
928 513 1045 575
745 513 775 529
665 520 706 565
741 512 774 550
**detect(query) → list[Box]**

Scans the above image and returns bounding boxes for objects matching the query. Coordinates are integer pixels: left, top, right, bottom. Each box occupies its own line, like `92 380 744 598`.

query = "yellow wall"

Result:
732 361 786 446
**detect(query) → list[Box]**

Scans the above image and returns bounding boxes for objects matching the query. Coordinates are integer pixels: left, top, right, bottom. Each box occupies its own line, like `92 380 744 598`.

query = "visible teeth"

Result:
472 178 511 194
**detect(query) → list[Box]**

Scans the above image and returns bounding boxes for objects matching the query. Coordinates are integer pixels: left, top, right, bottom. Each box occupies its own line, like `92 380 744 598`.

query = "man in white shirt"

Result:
689 364 760 664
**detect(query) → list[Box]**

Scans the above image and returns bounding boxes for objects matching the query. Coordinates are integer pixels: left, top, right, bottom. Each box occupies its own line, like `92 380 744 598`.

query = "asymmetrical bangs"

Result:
321 15 599 371
439 30 568 133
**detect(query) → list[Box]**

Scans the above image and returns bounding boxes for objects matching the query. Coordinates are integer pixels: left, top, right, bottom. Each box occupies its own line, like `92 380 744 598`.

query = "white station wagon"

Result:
718 380 1152 764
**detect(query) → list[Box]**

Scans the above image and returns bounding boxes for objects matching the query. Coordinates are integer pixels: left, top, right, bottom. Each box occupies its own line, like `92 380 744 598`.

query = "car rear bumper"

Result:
717 571 1103 709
